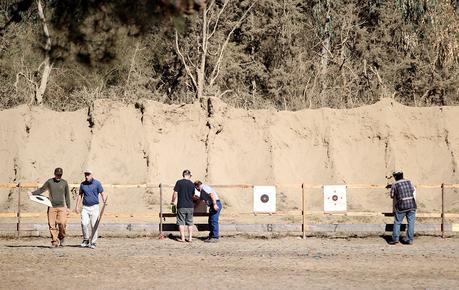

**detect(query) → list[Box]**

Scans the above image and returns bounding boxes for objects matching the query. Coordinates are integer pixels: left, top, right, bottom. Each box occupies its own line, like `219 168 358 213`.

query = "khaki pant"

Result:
47 207 67 245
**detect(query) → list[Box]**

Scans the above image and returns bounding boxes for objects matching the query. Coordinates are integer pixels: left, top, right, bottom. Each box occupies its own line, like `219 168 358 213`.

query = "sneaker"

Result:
204 238 218 243
51 243 59 248
89 243 96 249
59 238 65 247
388 240 399 245
80 240 89 247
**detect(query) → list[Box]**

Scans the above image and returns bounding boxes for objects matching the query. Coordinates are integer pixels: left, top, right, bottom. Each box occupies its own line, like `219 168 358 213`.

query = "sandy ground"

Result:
1 236 458 290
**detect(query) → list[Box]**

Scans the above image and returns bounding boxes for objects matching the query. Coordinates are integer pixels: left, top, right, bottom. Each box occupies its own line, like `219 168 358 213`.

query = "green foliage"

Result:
0 0 458 111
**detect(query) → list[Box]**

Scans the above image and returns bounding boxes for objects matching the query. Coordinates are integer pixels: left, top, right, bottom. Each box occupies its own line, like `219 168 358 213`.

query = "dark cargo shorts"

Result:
177 208 193 226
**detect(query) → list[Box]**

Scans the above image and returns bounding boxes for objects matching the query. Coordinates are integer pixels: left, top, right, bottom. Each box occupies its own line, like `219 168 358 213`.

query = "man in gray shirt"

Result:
28 167 70 247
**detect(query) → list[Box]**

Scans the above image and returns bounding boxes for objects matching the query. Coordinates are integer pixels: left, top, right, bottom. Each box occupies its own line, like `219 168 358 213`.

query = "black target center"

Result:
260 194 269 203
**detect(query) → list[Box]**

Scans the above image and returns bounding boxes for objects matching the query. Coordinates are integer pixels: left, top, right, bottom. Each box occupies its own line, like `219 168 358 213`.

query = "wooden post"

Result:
16 186 21 239
441 183 445 239
159 183 164 239
302 183 306 239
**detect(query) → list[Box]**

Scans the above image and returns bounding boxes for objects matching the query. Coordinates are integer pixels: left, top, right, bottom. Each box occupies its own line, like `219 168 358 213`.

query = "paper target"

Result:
323 185 347 213
253 186 276 213
29 195 52 207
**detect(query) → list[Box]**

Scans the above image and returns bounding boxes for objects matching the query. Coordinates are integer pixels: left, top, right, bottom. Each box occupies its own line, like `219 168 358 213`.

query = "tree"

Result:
175 0 257 102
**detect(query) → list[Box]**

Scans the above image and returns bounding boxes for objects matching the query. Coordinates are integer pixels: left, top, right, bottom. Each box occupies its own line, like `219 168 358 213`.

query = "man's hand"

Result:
74 207 80 214
66 208 70 217
213 204 219 211
27 191 32 197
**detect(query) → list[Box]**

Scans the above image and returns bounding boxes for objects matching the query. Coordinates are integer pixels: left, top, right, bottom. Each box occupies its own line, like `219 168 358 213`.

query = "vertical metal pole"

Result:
302 183 306 239
441 183 445 239
17 186 21 239
159 183 164 239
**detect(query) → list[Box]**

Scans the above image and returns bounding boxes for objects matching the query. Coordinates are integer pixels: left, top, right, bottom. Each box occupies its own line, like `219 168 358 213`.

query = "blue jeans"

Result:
209 200 222 239
392 210 416 242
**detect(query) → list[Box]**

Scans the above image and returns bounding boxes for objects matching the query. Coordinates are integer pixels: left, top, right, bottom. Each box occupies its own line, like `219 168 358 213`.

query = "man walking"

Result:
389 170 417 245
75 169 107 249
194 181 221 243
28 167 70 248
171 169 195 242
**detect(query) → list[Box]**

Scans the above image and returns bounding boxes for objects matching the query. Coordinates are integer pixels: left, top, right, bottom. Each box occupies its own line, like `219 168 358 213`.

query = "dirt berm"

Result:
1 98 458 219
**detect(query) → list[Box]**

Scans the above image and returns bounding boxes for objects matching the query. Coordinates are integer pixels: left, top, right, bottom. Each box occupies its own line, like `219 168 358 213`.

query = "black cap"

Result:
392 170 403 181
182 169 192 177
54 167 63 176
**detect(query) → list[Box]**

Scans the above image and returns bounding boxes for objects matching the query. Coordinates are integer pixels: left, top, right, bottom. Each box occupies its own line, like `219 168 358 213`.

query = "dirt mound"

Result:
1 98 458 215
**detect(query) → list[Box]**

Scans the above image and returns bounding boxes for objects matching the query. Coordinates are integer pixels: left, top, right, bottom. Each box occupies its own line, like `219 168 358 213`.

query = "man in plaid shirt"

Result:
389 170 417 245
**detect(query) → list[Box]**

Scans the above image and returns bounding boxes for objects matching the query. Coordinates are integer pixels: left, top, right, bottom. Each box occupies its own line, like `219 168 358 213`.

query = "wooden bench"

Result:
159 212 210 238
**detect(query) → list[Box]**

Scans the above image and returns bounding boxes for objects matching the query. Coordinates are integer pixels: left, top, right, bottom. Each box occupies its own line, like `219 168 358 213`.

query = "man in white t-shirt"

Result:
194 180 221 243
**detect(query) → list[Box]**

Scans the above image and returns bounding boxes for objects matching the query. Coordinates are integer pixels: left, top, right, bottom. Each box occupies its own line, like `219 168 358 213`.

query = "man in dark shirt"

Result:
389 170 417 245
27 167 70 247
171 169 195 242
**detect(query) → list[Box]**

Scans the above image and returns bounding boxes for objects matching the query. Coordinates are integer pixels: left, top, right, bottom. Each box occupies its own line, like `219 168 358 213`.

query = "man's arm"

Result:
210 192 219 211
75 186 83 213
100 191 107 204
64 182 71 209
390 185 395 199
97 181 107 204
28 180 49 196
171 191 177 204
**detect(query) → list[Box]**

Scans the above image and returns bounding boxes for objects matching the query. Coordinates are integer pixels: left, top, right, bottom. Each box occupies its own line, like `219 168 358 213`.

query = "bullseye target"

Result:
253 186 276 213
324 185 347 213
260 194 269 203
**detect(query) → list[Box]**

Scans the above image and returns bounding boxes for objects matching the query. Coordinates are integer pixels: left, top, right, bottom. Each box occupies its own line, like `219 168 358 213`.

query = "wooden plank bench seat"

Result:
160 212 210 218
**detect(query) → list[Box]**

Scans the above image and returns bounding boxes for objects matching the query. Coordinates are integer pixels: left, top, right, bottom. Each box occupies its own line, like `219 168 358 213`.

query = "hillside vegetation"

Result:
0 0 458 111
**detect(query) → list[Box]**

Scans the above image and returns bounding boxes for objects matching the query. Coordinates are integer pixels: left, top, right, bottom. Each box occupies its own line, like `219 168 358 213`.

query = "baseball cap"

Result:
392 170 403 176
84 169 93 174
54 167 63 176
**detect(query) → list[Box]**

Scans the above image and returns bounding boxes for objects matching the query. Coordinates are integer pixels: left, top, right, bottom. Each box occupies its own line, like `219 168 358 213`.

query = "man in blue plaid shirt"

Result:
389 170 417 245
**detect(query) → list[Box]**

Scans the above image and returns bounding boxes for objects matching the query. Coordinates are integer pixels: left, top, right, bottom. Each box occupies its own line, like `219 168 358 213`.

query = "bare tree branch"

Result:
175 30 198 89
209 0 258 87
14 72 37 92
218 89 232 98
208 0 229 40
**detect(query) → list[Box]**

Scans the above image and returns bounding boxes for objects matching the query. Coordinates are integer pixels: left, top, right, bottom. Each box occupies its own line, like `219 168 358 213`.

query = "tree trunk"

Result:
36 0 52 105
197 1 208 101
320 0 331 107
